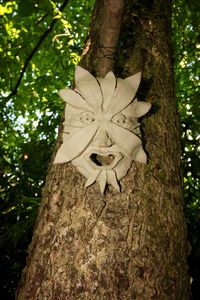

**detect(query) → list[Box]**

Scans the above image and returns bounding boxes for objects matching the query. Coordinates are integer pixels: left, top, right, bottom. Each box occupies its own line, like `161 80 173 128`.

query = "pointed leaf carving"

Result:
54 124 98 163
75 66 102 111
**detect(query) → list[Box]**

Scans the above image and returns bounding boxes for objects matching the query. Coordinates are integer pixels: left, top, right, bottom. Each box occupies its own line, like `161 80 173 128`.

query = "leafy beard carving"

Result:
54 66 151 193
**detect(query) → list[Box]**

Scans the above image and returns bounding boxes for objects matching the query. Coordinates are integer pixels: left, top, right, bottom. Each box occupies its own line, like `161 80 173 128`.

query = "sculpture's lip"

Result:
86 147 123 169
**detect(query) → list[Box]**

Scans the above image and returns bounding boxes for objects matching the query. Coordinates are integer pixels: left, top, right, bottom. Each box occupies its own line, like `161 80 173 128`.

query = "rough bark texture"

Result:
81 0 124 76
16 0 190 299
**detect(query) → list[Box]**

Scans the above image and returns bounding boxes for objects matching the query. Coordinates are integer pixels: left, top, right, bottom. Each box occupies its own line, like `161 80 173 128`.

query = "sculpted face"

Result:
54 66 151 193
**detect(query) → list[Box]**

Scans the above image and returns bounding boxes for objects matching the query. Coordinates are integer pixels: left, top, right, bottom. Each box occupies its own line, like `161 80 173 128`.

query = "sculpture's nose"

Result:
92 129 112 147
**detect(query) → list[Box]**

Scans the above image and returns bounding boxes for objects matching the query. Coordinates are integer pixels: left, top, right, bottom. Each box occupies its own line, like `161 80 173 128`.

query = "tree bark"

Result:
16 0 190 299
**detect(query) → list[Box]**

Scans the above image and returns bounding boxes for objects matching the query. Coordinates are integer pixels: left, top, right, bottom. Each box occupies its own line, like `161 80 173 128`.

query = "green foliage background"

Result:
0 0 199 298
172 1 200 298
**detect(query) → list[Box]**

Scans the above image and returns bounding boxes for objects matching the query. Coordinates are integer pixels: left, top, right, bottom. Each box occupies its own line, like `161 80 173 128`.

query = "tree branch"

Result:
81 0 125 77
2 0 70 106
96 0 124 76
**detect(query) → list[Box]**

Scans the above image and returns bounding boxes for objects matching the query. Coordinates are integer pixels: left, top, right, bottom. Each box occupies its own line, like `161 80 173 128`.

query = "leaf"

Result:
18 0 36 17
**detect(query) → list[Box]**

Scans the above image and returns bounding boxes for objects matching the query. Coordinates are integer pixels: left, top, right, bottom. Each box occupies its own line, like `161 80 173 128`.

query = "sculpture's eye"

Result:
112 114 126 126
79 111 95 124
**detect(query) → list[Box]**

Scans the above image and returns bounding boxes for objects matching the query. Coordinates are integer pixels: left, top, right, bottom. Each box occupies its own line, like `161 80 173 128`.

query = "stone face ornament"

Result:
54 66 151 193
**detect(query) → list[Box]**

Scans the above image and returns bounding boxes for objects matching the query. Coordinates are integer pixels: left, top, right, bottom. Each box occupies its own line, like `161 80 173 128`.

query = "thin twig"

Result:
2 0 70 106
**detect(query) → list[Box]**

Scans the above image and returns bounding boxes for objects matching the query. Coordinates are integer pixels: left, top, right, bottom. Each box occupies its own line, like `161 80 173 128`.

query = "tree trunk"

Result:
16 0 190 299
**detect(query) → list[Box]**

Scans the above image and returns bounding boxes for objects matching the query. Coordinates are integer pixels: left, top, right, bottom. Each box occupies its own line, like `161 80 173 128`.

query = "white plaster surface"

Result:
54 66 151 193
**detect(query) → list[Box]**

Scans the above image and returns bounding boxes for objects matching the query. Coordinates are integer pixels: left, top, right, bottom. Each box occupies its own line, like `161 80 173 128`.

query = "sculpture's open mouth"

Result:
87 147 122 169
90 153 115 166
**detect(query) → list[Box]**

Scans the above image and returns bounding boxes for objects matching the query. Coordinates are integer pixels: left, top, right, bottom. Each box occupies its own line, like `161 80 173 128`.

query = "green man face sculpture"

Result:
54 66 151 193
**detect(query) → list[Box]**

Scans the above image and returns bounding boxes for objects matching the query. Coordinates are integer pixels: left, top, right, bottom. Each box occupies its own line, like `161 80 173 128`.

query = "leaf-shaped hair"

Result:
54 124 98 163
107 72 142 115
75 66 103 112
